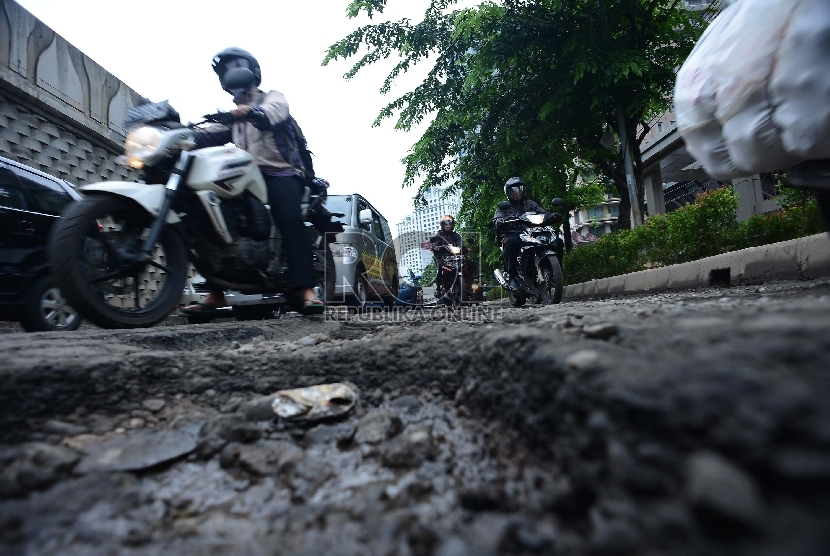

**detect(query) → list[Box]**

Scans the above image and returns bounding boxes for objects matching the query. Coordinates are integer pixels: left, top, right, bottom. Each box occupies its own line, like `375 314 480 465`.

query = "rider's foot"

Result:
182 291 227 312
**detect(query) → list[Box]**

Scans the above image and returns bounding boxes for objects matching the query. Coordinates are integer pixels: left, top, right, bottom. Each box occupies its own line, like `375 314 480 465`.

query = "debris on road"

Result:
75 430 197 473
271 382 359 421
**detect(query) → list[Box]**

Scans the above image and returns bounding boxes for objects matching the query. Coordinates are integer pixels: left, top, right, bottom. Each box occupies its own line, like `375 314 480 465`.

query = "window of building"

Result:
608 204 619 217
587 207 604 220
657 122 664 133
589 224 606 237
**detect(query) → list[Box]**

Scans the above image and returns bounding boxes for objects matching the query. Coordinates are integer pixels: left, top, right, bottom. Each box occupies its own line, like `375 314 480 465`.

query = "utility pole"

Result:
617 105 643 227
599 0 643 228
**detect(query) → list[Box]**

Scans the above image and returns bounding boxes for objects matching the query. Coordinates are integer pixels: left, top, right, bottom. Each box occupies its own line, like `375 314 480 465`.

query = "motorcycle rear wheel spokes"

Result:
51 196 188 329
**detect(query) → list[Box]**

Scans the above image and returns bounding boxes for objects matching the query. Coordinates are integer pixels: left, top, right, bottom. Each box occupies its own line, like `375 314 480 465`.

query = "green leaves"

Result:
326 0 715 270
562 187 821 285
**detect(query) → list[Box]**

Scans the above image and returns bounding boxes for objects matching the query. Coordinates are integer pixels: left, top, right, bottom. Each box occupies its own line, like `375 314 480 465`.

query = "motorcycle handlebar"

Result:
200 111 237 127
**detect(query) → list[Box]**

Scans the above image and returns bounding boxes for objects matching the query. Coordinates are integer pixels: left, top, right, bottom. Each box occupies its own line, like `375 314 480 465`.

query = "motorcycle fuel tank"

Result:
186 146 268 203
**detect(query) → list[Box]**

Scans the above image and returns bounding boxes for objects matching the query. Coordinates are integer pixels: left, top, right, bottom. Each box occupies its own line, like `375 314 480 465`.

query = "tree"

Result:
421 260 437 286
325 0 718 265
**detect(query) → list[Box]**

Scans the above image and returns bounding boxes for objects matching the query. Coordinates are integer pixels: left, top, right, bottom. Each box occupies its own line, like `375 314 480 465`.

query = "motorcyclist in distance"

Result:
180 47 324 315
493 177 552 291
430 215 469 305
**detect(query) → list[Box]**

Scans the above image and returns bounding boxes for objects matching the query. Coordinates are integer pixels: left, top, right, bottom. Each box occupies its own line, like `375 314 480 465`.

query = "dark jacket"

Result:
430 230 466 266
493 199 545 240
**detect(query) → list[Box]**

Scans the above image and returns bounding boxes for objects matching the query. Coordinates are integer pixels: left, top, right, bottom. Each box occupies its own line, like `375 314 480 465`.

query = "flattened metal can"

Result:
271 382 359 421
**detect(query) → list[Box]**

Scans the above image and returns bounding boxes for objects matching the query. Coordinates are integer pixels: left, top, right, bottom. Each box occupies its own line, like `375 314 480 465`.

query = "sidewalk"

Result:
564 233 830 299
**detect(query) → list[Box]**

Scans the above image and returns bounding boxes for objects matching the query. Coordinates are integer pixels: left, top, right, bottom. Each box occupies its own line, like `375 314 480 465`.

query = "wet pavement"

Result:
1 280 829 555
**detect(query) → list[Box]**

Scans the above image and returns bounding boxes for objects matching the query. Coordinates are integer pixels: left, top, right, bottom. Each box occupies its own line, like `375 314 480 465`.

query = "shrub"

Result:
562 187 822 285
486 285 506 301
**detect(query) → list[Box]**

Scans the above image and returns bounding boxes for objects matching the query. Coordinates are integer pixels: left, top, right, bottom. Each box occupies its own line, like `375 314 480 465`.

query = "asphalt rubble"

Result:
0 280 829 555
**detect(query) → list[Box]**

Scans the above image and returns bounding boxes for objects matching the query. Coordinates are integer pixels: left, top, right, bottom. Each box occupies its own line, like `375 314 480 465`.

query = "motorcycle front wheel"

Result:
50 196 188 329
536 255 564 305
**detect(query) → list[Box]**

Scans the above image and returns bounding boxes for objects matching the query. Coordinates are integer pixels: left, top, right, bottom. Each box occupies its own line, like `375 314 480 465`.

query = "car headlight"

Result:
125 126 164 169
330 242 358 260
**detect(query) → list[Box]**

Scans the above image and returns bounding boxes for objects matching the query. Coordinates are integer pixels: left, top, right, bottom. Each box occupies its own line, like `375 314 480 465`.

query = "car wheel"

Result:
346 273 368 310
19 276 82 332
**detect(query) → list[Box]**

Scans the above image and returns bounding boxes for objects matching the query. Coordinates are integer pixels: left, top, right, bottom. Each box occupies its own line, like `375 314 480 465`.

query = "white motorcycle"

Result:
49 101 339 328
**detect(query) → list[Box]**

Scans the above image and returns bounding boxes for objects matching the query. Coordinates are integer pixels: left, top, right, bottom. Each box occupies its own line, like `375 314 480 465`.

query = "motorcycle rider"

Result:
431 215 469 305
493 177 550 291
181 47 324 315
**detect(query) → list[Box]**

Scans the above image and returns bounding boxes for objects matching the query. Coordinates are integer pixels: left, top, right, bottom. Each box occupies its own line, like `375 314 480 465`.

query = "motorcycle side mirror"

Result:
497 201 511 210
359 208 372 225
551 197 564 207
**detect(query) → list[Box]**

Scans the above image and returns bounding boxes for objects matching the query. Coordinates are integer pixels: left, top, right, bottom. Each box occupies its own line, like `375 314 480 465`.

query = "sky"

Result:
15 0 475 230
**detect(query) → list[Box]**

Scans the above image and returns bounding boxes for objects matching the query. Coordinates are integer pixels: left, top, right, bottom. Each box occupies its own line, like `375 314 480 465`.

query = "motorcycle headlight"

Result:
125 126 164 169
526 214 545 225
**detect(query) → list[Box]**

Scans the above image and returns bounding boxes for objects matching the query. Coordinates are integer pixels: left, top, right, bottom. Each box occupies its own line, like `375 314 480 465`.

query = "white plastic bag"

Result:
770 0 830 160
675 0 800 130
675 0 830 179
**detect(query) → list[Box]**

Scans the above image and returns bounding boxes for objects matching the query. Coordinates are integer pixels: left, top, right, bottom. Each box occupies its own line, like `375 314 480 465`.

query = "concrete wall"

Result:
0 0 140 184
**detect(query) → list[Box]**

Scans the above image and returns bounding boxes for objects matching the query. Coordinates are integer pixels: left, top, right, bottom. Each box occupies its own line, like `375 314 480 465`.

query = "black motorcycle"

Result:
493 199 566 307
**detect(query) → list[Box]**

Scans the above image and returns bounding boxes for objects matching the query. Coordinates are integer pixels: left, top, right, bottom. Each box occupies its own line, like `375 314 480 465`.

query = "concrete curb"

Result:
564 233 830 300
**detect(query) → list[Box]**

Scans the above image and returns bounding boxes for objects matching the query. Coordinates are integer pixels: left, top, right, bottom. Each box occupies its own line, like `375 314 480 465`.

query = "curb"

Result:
564 233 830 299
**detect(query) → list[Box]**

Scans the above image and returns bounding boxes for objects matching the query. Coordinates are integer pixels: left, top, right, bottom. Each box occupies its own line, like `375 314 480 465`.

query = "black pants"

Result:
503 234 522 274
265 174 315 290
209 174 315 292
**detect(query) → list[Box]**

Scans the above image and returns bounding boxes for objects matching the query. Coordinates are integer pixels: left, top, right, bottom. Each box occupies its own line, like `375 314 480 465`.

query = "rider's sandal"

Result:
301 298 326 315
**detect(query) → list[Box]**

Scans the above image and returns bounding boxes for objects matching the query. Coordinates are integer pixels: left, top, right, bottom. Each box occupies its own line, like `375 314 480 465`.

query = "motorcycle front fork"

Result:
138 152 192 263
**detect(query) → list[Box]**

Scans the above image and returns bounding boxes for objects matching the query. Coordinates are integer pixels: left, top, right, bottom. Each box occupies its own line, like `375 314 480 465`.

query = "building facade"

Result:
569 193 622 238
395 185 462 277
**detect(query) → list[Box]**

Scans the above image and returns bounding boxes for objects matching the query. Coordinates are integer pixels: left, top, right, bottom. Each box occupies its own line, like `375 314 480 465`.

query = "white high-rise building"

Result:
395 185 462 277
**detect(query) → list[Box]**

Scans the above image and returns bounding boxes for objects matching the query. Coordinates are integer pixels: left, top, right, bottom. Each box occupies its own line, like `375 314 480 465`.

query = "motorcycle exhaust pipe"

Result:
493 269 508 288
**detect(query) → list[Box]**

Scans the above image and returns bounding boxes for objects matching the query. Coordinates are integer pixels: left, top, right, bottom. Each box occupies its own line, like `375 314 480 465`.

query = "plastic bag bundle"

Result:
674 0 830 180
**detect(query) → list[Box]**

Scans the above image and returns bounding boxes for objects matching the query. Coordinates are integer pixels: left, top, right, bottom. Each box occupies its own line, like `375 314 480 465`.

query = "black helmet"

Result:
440 214 455 232
504 177 526 202
212 47 262 95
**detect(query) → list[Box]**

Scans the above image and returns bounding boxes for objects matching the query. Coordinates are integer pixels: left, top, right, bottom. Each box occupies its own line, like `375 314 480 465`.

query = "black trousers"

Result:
265 174 315 290
503 234 522 273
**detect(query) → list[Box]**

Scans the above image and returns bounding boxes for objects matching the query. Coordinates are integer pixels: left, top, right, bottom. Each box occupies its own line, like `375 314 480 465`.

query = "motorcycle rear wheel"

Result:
50 196 188 329
509 289 527 308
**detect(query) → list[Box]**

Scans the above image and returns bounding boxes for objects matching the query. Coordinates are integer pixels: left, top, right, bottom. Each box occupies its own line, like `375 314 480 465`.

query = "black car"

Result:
0 155 83 331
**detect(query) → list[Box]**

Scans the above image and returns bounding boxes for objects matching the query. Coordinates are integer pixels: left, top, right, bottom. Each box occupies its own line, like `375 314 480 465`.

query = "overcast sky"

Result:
16 0 474 229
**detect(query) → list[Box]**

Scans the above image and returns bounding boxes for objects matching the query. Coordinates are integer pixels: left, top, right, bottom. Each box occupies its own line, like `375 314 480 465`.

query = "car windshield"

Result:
325 195 352 225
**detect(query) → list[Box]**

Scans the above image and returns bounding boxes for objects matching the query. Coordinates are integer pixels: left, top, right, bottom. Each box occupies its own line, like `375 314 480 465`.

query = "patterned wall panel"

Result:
0 0 145 183
0 89 139 185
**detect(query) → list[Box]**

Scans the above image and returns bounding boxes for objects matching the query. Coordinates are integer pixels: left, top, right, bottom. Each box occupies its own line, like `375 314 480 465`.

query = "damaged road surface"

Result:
1 280 829 555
